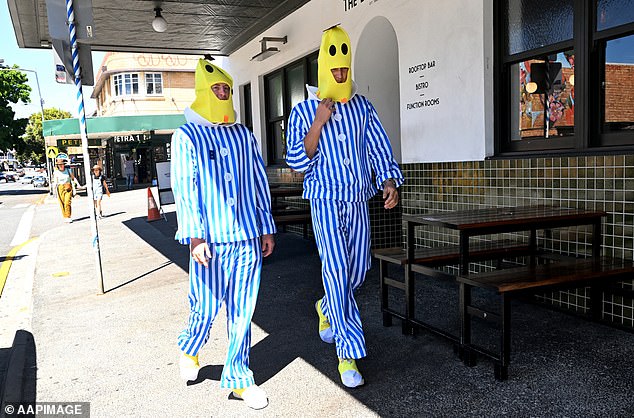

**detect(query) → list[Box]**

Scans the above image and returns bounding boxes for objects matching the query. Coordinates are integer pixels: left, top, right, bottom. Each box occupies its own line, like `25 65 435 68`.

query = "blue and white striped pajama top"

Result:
286 86 403 359
171 108 276 389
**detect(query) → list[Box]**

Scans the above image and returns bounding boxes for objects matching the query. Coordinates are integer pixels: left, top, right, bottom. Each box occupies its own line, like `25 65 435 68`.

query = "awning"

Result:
42 114 186 142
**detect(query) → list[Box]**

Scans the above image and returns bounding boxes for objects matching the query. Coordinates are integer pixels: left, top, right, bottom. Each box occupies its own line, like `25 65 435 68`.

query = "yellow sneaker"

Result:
179 352 200 382
338 358 364 388
233 384 269 410
316 298 334 343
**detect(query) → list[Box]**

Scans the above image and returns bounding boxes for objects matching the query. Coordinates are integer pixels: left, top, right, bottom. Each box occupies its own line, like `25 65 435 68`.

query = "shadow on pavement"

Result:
0 330 37 410
121 211 634 416
104 261 174 293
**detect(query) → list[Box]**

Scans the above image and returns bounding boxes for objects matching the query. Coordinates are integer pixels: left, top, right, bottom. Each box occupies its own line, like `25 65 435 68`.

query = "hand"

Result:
190 238 212 267
382 181 399 209
315 98 335 127
261 234 275 257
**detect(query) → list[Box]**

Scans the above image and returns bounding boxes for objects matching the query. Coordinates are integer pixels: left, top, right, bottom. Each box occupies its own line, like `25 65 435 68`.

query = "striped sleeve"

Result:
365 99 404 189
170 129 205 245
286 103 319 172
250 133 277 235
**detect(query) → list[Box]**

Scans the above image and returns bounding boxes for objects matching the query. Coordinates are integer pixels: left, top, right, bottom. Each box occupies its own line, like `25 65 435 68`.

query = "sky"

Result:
1 5 105 119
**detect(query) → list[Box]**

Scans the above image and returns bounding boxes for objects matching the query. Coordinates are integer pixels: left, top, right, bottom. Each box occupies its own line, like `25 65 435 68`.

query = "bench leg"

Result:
495 293 511 381
459 282 476 365
379 260 393 327
590 286 603 322
402 264 415 335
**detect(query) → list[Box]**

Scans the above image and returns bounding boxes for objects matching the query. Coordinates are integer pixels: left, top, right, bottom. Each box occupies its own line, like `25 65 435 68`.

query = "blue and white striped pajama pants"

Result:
178 237 262 389
310 199 371 360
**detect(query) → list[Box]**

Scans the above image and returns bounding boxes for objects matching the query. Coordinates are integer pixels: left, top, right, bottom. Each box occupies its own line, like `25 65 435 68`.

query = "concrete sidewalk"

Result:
2 188 634 417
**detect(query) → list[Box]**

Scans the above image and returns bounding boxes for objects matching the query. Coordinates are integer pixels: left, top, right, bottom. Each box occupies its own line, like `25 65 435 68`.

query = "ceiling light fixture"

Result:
251 36 287 61
152 7 168 33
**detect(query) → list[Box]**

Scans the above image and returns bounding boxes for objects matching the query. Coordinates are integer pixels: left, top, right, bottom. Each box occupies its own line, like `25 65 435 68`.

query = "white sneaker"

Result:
233 385 269 410
179 352 200 382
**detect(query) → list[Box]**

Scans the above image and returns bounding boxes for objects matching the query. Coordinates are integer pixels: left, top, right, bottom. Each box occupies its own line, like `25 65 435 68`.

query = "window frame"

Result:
111 72 140 97
144 72 163 96
263 51 319 166
494 0 634 156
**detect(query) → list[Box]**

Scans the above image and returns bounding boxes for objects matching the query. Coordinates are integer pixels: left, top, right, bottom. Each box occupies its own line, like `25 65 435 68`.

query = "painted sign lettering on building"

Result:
113 134 150 143
405 59 440 111
342 0 379 12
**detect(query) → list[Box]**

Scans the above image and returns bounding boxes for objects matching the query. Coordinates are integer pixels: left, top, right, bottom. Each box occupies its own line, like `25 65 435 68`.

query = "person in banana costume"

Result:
286 25 404 388
171 58 276 410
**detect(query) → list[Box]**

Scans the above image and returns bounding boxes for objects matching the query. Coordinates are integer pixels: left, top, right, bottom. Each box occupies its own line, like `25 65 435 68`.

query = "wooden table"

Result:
401 206 606 346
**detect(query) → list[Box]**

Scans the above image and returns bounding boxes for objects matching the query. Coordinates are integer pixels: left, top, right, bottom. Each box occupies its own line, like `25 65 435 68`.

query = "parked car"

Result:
0 172 16 182
21 174 35 184
32 176 49 188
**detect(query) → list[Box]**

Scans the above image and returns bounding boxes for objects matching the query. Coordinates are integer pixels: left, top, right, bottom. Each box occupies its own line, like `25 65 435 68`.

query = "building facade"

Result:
88 52 197 188
221 0 634 328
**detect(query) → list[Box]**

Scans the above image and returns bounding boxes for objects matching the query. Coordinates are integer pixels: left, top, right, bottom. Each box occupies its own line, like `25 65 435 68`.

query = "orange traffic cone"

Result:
147 187 161 222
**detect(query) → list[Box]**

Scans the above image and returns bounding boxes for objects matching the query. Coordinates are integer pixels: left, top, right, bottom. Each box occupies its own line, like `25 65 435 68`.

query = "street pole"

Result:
0 65 53 193
31 71 54 195
66 0 105 294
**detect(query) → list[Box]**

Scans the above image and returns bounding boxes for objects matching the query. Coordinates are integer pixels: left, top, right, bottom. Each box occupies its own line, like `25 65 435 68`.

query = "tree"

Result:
0 66 31 151
20 108 72 164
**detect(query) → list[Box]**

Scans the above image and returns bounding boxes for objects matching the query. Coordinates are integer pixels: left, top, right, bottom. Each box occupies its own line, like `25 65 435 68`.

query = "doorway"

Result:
355 16 402 162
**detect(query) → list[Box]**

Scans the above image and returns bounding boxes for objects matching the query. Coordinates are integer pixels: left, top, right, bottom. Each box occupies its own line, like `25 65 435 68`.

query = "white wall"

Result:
228 0 493 164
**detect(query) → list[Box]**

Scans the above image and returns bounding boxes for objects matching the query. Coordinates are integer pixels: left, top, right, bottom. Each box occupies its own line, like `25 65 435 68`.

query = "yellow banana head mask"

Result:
190 59 236 124
317 25 352 103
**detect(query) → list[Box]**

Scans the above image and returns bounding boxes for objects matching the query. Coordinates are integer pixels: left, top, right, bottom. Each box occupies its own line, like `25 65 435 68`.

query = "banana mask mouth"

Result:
331 67 350 84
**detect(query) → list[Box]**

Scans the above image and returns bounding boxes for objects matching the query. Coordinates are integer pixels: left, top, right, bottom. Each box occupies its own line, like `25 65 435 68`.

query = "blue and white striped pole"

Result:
66 0 105 294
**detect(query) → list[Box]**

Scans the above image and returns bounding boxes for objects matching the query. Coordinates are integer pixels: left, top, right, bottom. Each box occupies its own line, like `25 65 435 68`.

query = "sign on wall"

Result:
405 59 440 111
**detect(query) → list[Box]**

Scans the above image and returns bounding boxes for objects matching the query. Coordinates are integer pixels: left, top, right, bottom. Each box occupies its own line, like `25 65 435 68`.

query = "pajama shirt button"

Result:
337 133 346 142
227 197 235 206
333 114 342 122
220 148 229 157
224 173 233 182
343 158 351 165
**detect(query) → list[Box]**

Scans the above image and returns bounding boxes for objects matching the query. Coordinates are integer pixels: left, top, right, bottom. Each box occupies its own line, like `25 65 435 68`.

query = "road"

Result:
0 180 50 257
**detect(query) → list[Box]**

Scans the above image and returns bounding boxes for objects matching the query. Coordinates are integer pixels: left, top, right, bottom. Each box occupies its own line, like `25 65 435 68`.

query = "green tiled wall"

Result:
400 155 634 328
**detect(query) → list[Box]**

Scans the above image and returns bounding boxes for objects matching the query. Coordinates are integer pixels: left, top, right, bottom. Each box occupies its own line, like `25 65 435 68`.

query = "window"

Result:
241 83 253 131
145 73 163 95
263 52 318 165
495 0 634 154
112 73 139 97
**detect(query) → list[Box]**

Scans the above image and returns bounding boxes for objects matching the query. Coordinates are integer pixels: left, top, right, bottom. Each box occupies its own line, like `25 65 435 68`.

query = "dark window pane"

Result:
308 55 318 87
267 73 283 118
287 63 305 108
243 83 253 130
505 0 574 55
603 34 634 132
597 0 634 31
511 51 575 140
271 120 285 161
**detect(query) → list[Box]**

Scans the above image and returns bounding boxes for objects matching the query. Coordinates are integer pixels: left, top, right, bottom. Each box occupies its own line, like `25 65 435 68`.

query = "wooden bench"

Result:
456 256 634 380
273 210 311 239
372 240 534 335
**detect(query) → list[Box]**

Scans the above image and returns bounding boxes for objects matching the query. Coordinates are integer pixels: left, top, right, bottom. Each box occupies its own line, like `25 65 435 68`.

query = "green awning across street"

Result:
43 114 186 142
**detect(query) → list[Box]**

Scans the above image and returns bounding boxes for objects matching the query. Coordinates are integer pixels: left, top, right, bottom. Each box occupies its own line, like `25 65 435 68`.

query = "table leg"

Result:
592 219 602 258
529 228 537 265
403 221 415 335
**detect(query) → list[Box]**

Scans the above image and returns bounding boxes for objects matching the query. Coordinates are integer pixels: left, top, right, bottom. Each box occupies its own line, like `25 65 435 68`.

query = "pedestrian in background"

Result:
123 156 135 190
52 154 77 223
91 165 110 218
